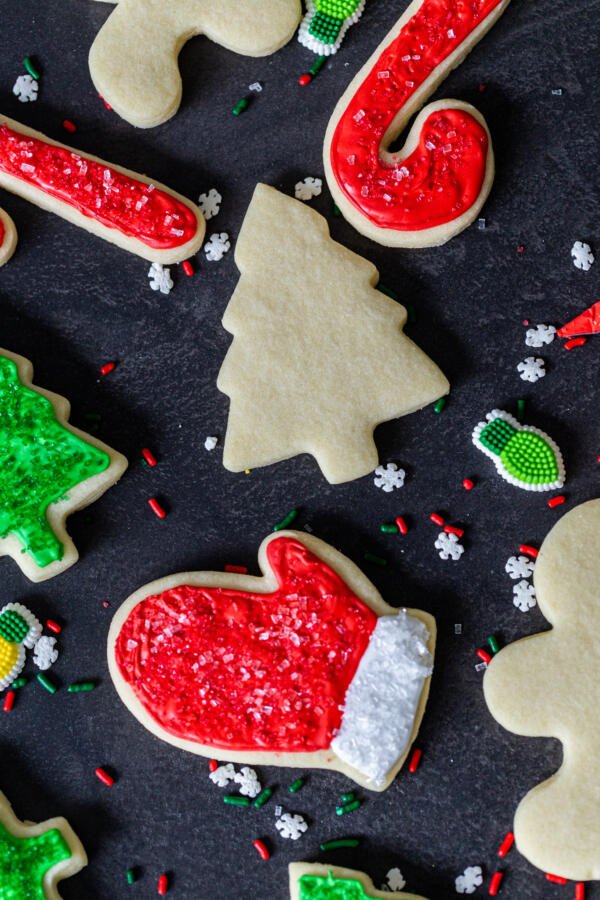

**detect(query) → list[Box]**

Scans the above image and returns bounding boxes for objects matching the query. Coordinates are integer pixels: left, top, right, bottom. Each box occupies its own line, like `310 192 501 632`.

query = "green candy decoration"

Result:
298 0 366 55
472 409 565 492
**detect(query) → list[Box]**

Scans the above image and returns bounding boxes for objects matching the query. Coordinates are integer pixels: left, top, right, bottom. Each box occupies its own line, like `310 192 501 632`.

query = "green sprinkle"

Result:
23 57 41 80
223 795 250 807
232 97 250 116
253 786 274 809
376 283 398 300
363 551 387 567
126 868 137 885
517 398 526 421
487 635 500 654
379 523 398 534
340 791 355 804
67 681 96 693
289 777 305 794
336 799 362 816
309 55 327 76
433 396 447 414
319 838 360 851
273 508 298 531
407 305 417 324
10 677 27 689
332 203 341 217
36 673 57 694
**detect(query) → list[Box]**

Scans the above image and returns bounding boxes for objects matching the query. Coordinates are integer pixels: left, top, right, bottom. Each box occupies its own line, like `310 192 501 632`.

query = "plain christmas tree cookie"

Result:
217 184 449 484
88 0 301 127
484 499 600 881
108 531 436 791
0 349 128 582
0 791 87 899
289 863 430 900
324 0 512 247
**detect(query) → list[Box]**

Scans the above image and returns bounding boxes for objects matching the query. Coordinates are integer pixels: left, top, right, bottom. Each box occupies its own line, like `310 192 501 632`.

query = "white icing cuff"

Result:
331 611 432 787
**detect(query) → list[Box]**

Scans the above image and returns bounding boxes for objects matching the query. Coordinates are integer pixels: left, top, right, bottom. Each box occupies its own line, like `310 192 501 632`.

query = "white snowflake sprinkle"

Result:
148 262 173 295
204 435 218 451
513 580 537 612
383 868 406 891
32 636 58 671
275 812 308 840
373 463 406 492
248 81 263 93
294 177 322 201
198 188 222 221
204 232 231 262
13 73 38 103
209 763 236 787
517 356 545 383
455 865 483 894
571 241 594 271
434 531 464 561
505 555 535 580
525 324 556 348
233 766 261 798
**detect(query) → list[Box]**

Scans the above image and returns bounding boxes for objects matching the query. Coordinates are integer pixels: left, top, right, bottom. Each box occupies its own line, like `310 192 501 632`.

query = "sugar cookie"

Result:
289 863 430 900
0 115 205 262
324 0 512 247
484 499 600 881
0 349 128 582
88 0 302 127
0 207 17 266
109 531 436 791
217 184 449 484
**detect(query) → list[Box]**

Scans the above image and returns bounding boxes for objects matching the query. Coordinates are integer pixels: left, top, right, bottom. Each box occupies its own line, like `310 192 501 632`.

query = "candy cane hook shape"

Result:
0 208 17 267
324 0 512 248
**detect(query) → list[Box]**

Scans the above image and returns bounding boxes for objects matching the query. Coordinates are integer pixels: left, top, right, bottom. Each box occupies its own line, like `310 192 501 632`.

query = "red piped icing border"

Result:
0 123 198 250
114 537 378 753
329 0 505 232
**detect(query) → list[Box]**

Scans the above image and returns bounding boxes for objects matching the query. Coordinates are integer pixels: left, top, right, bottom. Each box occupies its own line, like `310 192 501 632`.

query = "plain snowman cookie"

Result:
484 499 600 881
108 530 436 791
217 184 449 484
88 0 302 127
289 863 430 900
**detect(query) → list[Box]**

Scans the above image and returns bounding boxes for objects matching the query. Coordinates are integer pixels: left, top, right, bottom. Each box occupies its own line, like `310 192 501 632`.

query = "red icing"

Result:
114 538 377 752
0 124 198 249
557 301 600 338
329 0 505 232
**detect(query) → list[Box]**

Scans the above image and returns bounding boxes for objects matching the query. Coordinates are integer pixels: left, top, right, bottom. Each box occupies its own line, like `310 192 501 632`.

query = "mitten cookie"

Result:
109 531 436 791
0 115 205 262
324 0 512 247
0 349 128 582
0 791 87 899
289 863 429 900
484 499 600 880
217 184 449 484
0 207 17 266
89 0 301 127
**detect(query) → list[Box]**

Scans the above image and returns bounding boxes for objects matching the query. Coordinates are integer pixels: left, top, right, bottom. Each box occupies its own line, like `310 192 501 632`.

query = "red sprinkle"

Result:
225 564 248 574
208 759 218 773
158 873 169 895
477 648 492 665
462 478 475 491
516 245 524 254
253 839 270 861
488 871 504 896
408 747 422 773
95 767 114 787
547 495 566 508
575 883 585 900
298 73 312 86
148 497 167 519
142 447 158 467
564 337 587 350
395 516 408 535
497 831 514 858
182 260 194 277
546 874 568 885
100 361 116 376
478 83 487 92
519 544 538 559
430 512 445 526
62 119 77 133
46 619 62 634
444 525 464 538
99 94 112 110
3 690 15 713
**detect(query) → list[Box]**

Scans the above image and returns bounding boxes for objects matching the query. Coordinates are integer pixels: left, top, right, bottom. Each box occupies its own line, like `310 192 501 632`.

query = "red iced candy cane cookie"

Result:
0 207 17 267
0 115 205 263
324 0 512 247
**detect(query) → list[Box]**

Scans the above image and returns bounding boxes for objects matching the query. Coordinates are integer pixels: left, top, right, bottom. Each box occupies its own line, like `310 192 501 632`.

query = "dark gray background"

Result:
1 1 598 897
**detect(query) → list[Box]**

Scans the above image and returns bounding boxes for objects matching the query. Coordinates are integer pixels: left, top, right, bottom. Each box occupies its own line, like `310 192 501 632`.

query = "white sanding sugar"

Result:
331 611 432 787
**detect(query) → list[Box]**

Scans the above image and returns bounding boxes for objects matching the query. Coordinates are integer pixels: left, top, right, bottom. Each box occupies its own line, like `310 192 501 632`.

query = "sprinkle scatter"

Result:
204 232 231 262
455 865 483 894
571 241 594 271
198 189 222 221
275 812 308 840
233 767 262 798
298 0 365 55
148 262 173 295
208 763 236 787
204 436 218 451
373 463 406 492
505 555 535 580
12 74 38 102
512 579 537 613
434 531 464 561
517 357 545 383
294 177 323 201
32 635 58 671
525 324 556 348
382 867 406 891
